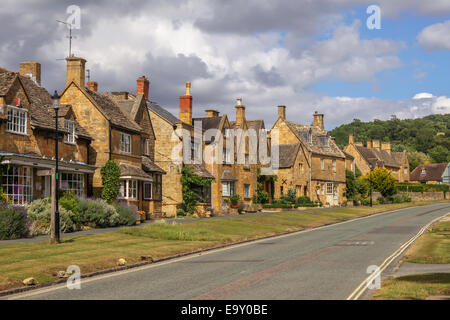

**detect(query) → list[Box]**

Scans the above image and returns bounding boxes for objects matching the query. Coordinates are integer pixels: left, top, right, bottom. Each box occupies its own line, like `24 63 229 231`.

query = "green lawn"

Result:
374 220 450 300
0 202 435 292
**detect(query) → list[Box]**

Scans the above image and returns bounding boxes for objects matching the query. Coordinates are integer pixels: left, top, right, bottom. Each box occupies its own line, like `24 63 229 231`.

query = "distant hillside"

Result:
330 114 450 170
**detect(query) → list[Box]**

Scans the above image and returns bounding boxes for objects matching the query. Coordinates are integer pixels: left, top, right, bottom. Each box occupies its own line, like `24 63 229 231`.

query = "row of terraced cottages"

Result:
0 56 409 216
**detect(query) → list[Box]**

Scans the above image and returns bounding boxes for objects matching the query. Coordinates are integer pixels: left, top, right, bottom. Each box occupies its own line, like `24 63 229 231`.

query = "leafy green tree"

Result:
181 165 213 214
428 145 450 163
407 151 432 171
363 167 396 198
100 160 121 203
345 169 357 200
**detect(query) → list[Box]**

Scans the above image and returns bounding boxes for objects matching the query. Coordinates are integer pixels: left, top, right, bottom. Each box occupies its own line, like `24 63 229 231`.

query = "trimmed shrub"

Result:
114 202 137 226
296 196 314 206
0 203 29 240
101 160 121 203
237 202 245 214
78 198 120 228
283 188 297 204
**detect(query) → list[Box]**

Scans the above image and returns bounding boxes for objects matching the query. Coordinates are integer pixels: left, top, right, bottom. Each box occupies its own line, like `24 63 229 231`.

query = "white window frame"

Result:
119 179 138 199
332 159 336 172
6 106 27 135
60 172 84 197
223 148 231 164
222 181 235 197
326 182 333 195
143 182 152 200
64 120 76 144
120 133 131 154
244 184 250 199
320 159 324 170
2 166 33 205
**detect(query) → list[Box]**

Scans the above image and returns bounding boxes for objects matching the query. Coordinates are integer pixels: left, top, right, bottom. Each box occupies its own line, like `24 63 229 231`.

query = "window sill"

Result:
64 141 76 145
6 130 29 136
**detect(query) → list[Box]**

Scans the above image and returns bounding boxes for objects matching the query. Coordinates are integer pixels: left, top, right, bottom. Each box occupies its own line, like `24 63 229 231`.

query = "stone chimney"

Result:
86 81 98 92
278 105 286 120
19 61 41 85
205 109 219 118
367 140 373 149
313 111 324 130
349 134 354 145
179 82 193 125
66 57 86 88
381 142 391 153
110 91 129 100
136 76 149 100
235 98 246 126
372 140 380 150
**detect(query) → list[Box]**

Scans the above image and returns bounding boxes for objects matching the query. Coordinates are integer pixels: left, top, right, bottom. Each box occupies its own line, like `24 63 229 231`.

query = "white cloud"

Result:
417 20 450 51
413 92 434 99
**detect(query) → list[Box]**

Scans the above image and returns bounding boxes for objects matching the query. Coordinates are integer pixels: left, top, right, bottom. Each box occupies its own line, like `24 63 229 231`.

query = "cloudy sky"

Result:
1 0 450 129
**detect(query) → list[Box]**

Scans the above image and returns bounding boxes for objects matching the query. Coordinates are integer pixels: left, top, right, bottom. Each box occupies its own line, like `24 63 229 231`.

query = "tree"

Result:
345 169 357 200
363 167 396 198
429 145 449 163
407 151 432 171
181 165 213 214
100 160 121 203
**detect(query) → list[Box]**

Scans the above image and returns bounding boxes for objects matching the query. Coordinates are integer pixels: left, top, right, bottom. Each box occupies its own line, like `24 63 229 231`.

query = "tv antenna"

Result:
56 20 76 58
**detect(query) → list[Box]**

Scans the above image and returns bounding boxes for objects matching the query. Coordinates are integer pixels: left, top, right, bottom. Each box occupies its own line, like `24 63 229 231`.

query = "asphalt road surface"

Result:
6 203 450 300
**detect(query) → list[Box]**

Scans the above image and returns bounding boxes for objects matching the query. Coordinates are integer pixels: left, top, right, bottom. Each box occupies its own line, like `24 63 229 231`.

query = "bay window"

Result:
2 166 33 205
119 179 138 199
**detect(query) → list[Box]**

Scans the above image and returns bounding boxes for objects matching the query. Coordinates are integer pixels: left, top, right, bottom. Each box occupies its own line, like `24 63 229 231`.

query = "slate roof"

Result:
246 119 265 132
119 163 153 180
277 144 301 168
142 156 166 174
0 68 91 140
284 120 345 158
84 88 141 132
410 163 448 182
147 101 179 125
355 145 402 169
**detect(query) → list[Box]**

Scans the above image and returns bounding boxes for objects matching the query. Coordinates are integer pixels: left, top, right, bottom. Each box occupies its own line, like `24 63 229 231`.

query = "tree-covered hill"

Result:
330 114 450 170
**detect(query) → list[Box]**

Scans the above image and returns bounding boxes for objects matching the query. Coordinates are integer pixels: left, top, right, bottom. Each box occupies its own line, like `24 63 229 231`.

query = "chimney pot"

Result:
179 82 193 125
136 76 150 100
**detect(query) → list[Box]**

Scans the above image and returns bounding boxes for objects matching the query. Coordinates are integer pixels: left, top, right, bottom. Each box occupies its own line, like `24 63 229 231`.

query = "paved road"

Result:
6 203 450 300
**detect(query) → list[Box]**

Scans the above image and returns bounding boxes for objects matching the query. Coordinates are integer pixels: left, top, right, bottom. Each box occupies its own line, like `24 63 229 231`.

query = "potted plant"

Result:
137 211 146 222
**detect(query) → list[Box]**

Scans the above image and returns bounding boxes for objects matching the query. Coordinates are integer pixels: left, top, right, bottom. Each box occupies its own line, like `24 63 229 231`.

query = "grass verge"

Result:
0 202 437 292
373 220 450 300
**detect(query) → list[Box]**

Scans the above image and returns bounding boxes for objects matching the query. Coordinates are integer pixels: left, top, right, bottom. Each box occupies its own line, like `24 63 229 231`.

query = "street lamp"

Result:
52 90 61 243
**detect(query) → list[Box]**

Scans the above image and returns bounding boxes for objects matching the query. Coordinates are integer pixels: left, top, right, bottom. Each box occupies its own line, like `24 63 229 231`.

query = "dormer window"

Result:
7 106 27 134
319 136 329 147
421 169 426 175
64 120 75 144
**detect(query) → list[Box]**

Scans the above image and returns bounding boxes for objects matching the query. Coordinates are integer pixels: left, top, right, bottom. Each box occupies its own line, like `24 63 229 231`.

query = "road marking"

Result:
346 211 450 300
5 203 449 300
